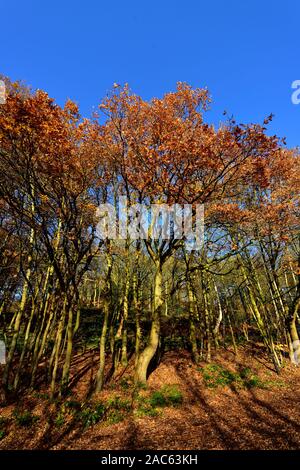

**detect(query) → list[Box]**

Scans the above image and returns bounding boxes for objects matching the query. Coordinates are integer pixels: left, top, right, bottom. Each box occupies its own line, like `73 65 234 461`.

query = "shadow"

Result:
2 347 300 450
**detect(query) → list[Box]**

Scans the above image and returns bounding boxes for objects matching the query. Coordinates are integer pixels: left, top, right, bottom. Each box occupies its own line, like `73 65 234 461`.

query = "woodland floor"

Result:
1 345 300 450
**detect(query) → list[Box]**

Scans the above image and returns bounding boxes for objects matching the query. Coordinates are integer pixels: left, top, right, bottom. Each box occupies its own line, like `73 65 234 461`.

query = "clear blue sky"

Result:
1 0 300 147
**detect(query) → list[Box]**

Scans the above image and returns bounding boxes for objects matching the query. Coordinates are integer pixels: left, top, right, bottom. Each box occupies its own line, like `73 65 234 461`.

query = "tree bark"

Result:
135 261 162 384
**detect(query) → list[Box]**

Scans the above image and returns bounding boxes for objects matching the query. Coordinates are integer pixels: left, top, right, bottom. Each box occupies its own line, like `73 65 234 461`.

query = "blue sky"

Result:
1 0 300 146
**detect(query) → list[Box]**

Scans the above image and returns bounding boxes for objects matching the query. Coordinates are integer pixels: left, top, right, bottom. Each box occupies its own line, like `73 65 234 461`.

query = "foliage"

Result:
199 364 267 389
78 402 106 429
149 385 183 407
13 409 39 427
0 416 7 440
135 385 183 416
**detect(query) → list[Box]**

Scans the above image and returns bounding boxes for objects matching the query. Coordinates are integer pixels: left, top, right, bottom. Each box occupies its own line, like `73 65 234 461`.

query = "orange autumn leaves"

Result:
96 83 299 239
0 78 299 239
0 81 98 185
0 80 101 225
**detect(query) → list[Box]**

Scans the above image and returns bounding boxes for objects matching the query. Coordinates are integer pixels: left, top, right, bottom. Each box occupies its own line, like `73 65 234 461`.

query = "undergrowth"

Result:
135 385 183 417
0 416 7 440
13 409 39 427
54 395 132 429
198 364 269 389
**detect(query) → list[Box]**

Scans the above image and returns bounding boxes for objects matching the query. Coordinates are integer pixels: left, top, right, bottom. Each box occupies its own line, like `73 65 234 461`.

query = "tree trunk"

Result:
288 298 300 365
95 247 112 392
95 297 109 391
135 261 162 384
187 277 199 363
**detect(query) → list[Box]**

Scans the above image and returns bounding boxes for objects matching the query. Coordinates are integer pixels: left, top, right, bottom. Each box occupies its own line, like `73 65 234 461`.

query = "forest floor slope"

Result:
1 347 299 450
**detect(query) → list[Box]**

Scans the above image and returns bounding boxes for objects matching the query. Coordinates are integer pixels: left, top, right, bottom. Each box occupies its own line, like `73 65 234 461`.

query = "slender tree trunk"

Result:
2 221 34 391
50 297 67 398
95 247 112 392
121 265 130 366
213 280 223 348
133 243 142 368
201 271 211 362
187 276 199 363
61 299 75 392
95 297 109 391
13 285 39 391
